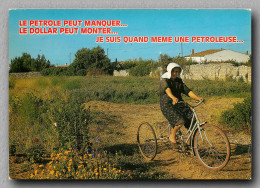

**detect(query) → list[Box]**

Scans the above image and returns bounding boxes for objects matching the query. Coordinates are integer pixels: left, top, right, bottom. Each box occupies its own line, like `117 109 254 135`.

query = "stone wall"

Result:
9 72 41 77
113 69 130 76
183 63 251 82
149 63 251 82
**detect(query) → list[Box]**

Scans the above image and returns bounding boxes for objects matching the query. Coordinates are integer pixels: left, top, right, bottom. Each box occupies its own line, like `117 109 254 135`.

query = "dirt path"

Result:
86 97 251 180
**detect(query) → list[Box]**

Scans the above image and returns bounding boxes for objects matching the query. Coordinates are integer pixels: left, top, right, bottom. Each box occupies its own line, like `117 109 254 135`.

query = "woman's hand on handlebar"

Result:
188 91 203 102
196 97 204 102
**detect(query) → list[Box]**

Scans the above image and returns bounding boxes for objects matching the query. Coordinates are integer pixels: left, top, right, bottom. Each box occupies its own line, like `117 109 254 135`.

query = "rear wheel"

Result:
193 125 230 170
137 122 157 160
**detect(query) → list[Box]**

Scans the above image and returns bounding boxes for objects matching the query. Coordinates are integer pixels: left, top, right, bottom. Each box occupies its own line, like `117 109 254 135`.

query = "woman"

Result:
160 62 203 149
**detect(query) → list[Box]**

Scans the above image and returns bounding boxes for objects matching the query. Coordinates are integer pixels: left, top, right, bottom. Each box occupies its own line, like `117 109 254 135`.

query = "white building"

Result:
185 49 250 64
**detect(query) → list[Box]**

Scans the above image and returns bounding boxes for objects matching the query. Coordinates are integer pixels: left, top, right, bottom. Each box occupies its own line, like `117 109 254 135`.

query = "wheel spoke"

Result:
194 125 230 170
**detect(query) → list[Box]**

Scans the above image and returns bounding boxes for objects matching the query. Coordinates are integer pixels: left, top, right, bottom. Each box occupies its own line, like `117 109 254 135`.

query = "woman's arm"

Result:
188 91 203 101
165 88 179 104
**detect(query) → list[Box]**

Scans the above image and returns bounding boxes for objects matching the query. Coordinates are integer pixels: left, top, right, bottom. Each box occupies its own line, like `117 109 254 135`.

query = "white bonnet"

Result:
161 62 182 79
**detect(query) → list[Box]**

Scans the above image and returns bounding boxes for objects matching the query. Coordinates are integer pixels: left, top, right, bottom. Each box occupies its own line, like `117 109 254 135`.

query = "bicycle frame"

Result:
156 100 207 152
155 124 171 141
181 104 207 146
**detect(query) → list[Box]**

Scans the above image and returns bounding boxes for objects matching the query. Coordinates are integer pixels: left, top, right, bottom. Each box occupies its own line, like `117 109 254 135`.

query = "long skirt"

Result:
160 94 193 129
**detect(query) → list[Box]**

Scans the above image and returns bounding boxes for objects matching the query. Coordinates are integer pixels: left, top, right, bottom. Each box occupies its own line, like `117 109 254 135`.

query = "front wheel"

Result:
193 125 231 170
137 122 157 160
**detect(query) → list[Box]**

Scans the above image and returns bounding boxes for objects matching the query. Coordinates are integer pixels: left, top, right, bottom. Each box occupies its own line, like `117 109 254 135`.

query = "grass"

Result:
184 79 251 98
9 75 251 179
9 75 251 104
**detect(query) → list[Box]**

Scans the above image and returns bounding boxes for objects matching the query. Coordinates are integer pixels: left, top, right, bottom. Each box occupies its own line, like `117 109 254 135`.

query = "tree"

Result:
33 54 52 71
159 54 174 72
10 53 52 73
10 53 32 73
172 56 188 68
70 46 112 75
158 54 196 71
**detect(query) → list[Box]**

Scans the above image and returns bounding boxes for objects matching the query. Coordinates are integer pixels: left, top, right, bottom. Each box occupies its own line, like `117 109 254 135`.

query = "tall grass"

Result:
9 76 251 104
65 76 251 103
184 79 251 98
9 77 90 155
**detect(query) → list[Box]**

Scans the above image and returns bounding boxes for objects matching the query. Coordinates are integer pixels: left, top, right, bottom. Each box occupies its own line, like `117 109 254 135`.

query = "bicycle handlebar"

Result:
178 99 205 108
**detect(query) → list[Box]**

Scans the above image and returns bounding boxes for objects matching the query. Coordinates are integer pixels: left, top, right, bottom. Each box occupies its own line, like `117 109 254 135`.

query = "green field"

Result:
9 75 251 103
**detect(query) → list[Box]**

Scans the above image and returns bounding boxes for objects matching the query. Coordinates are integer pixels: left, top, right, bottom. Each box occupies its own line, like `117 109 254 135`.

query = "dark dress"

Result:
160 77 193 129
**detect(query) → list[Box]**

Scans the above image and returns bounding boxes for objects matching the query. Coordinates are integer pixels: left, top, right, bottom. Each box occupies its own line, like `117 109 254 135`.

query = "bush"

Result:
244 54 252 67
26 143 45 163
9 82 92 156
120 61 137 70
130 60 152 76
41 67 70 76
42 94 91 152
76 69 86 76
220 96 251 133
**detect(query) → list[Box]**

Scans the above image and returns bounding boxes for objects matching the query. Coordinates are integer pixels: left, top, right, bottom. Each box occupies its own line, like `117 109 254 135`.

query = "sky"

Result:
9 9 251 66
